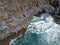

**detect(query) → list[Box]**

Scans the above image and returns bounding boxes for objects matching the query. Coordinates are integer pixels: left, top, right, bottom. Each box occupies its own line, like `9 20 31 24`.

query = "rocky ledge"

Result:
0 0 60 45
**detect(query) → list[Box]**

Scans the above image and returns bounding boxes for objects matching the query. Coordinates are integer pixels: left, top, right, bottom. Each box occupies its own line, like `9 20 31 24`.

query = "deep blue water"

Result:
10 13 60 45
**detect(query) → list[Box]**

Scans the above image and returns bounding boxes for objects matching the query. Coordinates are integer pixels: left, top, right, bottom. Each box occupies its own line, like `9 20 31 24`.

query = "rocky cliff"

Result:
0 0 60 42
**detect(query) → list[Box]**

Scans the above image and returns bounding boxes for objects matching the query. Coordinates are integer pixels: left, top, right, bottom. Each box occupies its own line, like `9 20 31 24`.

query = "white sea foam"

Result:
26 13 57 34
9 38 17 45
9 34 22 45
9 13 60 45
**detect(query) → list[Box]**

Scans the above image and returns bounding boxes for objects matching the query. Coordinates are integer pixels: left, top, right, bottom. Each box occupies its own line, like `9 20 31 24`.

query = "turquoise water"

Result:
10 13 60 45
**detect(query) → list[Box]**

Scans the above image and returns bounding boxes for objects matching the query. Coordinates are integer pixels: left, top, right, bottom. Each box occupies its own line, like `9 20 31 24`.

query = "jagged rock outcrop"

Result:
0 0 60 40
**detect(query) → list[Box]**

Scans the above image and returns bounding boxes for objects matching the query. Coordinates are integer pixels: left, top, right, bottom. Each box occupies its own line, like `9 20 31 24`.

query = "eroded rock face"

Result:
0 0 60 40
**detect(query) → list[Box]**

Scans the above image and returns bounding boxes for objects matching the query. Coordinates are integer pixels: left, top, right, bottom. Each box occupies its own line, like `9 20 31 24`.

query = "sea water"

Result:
9 13 60 45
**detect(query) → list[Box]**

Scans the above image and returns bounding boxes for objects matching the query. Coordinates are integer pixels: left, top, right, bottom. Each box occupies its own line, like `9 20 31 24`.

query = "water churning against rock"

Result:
10 13 60 45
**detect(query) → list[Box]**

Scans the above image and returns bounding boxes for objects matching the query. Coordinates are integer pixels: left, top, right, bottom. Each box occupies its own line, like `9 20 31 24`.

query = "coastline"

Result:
0 28 26 45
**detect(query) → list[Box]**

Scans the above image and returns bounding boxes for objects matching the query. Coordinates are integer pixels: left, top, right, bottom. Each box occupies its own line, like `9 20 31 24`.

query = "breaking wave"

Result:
9 13 60 45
